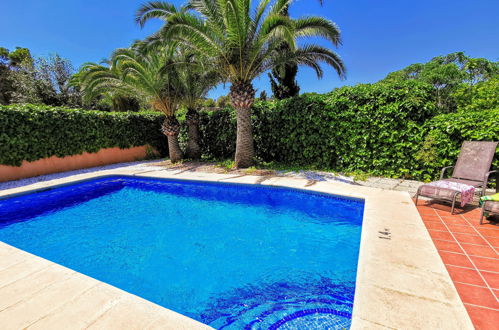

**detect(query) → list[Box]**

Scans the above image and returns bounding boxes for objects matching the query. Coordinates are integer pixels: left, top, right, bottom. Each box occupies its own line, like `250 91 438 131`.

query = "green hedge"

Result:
195 81 498 181
196 81 436 177
0 104 167 166
2 80 497 183
417 109 499 180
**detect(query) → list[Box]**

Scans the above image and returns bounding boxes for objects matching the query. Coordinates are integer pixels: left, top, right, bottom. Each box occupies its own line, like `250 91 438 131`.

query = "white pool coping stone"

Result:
0 168 473 329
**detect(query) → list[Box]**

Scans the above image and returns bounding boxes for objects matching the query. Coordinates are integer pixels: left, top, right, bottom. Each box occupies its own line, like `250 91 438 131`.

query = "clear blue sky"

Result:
1 0 498 98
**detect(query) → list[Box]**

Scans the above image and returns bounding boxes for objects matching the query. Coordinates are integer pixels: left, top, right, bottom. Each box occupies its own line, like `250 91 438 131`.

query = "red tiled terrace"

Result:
416 200 499 330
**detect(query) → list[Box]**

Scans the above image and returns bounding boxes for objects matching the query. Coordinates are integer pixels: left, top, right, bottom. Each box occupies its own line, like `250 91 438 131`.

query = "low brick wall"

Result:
0 146 155 182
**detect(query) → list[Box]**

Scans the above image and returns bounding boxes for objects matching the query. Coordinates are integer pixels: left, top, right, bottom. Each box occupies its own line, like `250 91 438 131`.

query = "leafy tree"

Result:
0 48 15 104
383 52 499 112
0 46 83 107
202 98 216 108
0 47 9 60
0 47 39 104
453 78 499 112
8 47 34 67
259 90 268 101
463 57 499 85
9 55 40 104
143 0 345 167
216 95 230 108
35 54 81 107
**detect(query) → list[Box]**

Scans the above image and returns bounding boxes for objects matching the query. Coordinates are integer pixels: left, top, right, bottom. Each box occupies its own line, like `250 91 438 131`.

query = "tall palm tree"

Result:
71 69 141 111
77 45 185 162
268 4 299 99
140 0 345 168
135 5 219 159
163 54 219 159
269 0 331 99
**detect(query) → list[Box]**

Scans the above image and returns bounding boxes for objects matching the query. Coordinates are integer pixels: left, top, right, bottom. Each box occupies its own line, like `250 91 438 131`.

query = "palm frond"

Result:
294 16 342 46
135 1 180 27
135 0 345 83
264 44 346 79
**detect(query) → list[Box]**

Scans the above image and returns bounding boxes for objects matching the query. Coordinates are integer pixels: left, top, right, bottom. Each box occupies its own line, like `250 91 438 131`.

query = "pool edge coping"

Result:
0 168 474 329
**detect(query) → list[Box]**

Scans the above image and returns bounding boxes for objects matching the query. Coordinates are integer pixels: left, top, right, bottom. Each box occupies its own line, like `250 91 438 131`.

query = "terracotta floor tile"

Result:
447 224 477 235
454 283 499 309
421 215 441 222
460 243 498 259
463 211 482 221
471 256 499 273
465 217 481 226
417 208 437 216
428 229 454 241
481 271 499 290
454 233 488 246
438 213 464 220
433 239 464 253
445 265 487 287
477 228 499 238
424 221 447 231
470 216 499 225
416 203 499 330
439 251 474 268
440 216 469 226
434 206 456 214
474 221 499 230
485 237 499 248
464 304 499 330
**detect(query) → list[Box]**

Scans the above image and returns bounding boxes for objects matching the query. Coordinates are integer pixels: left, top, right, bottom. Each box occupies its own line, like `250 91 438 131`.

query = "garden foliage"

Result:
1 79 497 181
0 104 166 166
195 80 498 181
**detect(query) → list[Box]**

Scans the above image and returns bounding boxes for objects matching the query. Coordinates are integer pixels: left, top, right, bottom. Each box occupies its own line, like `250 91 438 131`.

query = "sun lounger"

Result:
415 141 498 214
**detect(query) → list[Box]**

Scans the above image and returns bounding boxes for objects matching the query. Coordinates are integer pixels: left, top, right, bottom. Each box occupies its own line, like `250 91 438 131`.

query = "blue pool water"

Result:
0 176 364 329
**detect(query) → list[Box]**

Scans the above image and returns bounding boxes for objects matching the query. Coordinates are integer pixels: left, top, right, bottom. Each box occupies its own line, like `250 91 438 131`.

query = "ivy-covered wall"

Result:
195 81 498 181
0 104 167 166
2 80 497 182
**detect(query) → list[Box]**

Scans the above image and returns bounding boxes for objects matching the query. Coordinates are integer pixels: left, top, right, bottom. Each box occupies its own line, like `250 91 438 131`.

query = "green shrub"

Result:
453 78 499 112
3 82 498 184
418 109 499 181
198 107 237 158
194 81 438 178
193 81 498 181
0 104 167 166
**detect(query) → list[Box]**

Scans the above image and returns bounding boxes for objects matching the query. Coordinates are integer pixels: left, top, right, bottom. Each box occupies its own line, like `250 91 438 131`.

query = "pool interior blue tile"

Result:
0 176 364 329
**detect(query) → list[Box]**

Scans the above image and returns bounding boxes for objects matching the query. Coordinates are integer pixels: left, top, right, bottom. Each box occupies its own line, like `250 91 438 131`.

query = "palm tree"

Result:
164 54 219 159
139 0 345 168
71 68 141 111
135 5 219 159
269 0 331 99
77 45 185 162
268 4 299 99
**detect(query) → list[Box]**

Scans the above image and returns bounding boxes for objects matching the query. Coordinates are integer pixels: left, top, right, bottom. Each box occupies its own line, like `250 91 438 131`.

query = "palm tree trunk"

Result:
185 107 201 159
230 80 255 168
161 116 183 163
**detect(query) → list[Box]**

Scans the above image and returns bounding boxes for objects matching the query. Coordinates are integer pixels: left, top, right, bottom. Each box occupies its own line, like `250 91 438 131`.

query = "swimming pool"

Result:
0 176 364 329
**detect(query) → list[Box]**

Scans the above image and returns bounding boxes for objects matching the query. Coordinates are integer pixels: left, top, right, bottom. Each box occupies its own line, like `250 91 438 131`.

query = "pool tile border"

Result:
0 168 473 329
